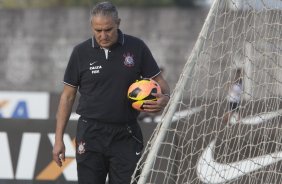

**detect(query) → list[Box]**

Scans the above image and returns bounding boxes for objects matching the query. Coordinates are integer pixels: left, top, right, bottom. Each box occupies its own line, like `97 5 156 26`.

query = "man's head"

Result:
90 2 121 49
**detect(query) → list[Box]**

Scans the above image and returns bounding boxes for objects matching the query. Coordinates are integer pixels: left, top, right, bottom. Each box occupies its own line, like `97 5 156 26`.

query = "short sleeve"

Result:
140 41 160 78
63 48 80 87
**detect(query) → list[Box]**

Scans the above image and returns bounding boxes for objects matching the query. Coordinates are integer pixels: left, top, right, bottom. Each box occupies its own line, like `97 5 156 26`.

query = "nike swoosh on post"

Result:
197 140 282 184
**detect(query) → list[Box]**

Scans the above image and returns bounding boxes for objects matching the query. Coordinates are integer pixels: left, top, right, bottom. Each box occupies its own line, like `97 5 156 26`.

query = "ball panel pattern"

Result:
127 79 162 111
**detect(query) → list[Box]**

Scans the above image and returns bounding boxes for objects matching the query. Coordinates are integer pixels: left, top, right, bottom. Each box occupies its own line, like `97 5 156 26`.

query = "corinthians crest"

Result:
77 141 86 154
123 53 135 67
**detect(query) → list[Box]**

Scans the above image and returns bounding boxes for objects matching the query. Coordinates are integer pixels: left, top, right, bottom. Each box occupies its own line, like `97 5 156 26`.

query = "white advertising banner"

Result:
0 91 49 119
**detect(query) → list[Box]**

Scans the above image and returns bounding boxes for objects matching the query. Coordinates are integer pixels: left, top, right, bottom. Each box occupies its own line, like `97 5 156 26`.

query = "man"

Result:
227 68 243 112
52 2 170 184
223 68 243 124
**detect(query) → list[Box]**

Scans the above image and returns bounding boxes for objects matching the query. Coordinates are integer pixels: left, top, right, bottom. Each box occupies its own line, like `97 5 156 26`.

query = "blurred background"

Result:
0 0 211 183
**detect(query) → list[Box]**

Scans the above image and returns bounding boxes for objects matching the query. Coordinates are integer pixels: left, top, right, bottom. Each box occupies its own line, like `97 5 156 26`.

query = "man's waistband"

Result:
79 116 137 127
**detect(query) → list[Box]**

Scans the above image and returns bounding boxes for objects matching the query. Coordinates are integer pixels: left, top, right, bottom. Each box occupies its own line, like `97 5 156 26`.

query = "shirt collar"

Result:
92 29 125 48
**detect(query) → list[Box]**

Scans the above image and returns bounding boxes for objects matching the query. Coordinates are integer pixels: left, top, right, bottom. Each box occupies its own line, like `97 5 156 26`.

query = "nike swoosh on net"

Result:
196 140 282 184
197 109 282 183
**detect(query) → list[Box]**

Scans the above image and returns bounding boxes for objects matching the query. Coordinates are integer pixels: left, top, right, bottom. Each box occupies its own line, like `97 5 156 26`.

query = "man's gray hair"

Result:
90 2 119 23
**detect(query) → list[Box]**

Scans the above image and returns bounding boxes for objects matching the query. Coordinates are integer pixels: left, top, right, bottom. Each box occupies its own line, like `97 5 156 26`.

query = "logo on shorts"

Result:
123 53 134 67
77 141 86 154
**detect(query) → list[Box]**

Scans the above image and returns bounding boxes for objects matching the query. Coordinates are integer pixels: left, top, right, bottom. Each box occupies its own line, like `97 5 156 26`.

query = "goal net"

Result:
132 0 282 183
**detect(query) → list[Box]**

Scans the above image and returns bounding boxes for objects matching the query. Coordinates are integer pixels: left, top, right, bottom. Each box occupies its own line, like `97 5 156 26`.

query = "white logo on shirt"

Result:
89 65 102 74
90 61 97 65
123 53 135 67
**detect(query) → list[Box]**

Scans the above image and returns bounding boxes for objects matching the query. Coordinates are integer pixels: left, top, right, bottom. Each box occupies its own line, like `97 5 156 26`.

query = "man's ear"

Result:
90 18 94 33
90 26 95 35
90 16 93 26
90 19 97 35
117 18 121 27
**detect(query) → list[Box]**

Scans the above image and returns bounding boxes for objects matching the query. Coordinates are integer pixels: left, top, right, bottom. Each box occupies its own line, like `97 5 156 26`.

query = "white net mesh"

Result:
132 0 282 183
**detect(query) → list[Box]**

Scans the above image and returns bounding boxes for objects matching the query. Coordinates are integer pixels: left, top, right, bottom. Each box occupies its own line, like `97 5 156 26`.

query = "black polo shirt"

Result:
63 30 161 123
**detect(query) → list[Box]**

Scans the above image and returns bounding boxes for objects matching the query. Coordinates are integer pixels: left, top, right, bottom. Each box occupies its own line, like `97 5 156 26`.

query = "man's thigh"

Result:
108 124 143 184
77 151 108 184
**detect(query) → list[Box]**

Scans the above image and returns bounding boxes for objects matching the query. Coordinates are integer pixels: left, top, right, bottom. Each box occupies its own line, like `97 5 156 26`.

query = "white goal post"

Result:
131 0 282 184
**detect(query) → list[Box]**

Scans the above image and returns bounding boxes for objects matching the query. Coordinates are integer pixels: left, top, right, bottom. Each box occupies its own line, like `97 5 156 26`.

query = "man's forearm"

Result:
55 94 76 141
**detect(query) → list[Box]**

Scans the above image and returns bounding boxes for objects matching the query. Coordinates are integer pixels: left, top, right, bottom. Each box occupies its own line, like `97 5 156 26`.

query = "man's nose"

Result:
100 31 107 39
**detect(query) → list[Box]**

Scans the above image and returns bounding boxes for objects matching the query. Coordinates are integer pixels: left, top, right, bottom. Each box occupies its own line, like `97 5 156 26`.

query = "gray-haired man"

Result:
52 2 170 183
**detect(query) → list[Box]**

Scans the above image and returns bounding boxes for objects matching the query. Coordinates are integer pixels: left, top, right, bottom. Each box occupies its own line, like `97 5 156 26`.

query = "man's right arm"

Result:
53 84 77 167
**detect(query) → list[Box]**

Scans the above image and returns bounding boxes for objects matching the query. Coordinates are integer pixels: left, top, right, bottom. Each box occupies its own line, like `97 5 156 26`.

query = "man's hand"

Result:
142 93 170 112
53 140 66 167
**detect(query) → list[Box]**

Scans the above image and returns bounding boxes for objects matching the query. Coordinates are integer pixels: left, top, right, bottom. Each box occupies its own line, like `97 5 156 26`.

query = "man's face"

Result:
91 15 120 49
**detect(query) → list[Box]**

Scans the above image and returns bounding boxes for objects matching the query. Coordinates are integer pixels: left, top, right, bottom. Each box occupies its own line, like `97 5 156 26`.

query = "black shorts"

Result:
75 117 143 184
